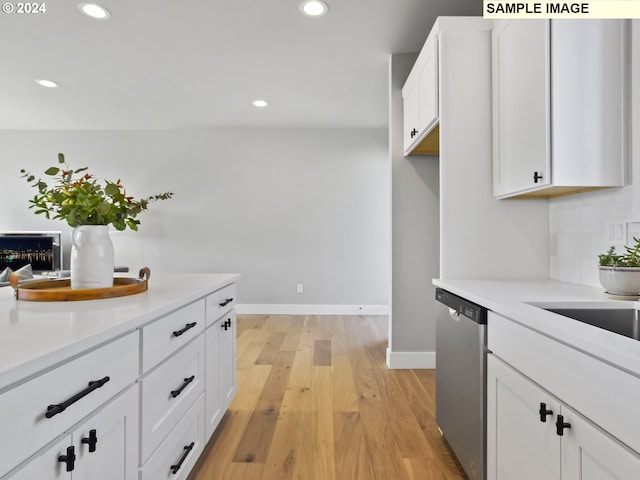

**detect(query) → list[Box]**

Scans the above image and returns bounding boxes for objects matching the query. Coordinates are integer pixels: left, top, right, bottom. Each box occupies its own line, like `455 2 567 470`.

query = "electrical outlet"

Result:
296 284 304 294
627 221 640 245
605 221 626 247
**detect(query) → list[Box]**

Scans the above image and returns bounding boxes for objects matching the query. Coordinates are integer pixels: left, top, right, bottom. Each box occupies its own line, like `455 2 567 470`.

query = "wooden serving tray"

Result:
11 267 150 302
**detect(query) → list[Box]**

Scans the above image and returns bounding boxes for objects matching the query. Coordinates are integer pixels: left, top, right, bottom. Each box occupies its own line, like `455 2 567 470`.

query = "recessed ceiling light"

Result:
78 3 110 20
252 100 269 108
36 79 59 88
299 0 328 17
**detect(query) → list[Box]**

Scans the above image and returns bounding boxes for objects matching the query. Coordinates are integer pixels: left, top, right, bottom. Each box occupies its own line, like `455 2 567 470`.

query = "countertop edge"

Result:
433 278 640 377
0 273 241 392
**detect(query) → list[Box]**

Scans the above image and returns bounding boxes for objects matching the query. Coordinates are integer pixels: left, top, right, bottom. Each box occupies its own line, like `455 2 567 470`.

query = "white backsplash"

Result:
549 186 634 288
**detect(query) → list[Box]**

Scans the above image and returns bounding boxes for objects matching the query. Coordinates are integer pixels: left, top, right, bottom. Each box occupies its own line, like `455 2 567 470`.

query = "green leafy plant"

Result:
599 238 640 267
21 153 173 231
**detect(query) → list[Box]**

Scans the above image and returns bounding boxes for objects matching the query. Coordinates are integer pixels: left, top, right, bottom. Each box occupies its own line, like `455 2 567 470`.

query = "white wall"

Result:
549 187 633 287
0 128 390 309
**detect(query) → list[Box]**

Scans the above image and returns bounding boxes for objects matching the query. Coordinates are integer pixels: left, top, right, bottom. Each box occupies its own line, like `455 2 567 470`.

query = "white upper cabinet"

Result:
492 19 627 199
402 29 439 155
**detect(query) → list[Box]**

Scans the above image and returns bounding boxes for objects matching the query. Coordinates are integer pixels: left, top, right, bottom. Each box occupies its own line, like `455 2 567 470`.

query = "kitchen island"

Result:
0 272 239 480
434 278 640 480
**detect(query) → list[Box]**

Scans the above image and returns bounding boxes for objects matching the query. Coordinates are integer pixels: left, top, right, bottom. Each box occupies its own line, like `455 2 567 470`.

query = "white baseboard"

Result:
386 348 436 369
236 304 389 316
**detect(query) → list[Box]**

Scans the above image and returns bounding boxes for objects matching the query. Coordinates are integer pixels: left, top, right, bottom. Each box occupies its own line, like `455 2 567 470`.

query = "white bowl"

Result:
598 266 640 296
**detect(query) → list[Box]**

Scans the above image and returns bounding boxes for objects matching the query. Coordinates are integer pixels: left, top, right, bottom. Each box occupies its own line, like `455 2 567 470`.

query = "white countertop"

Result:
0 273 240 392
433 278 640 378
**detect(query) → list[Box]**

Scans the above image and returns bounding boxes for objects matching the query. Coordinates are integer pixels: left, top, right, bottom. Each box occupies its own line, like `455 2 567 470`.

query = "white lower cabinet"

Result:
487 354 559 480
138 284 237 477
5 385 138 480
488 354 640 480
205 310 236 439
0 278 238 480
219 311 236 414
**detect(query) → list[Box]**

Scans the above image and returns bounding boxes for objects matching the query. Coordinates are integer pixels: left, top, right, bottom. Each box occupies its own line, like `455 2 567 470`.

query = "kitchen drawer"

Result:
138 335 205 463
0 331 138 478
205 283 236 327
140 299 205 373
139 393 205 480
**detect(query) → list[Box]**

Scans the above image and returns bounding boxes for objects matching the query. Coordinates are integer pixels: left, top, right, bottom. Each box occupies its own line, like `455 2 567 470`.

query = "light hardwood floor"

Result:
189 315 467 480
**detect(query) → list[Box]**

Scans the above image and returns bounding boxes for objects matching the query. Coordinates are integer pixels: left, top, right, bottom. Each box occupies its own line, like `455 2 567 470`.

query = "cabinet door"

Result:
561 404 640 480
487 355 560 480
418 33 438 134
492 19 550 197
219 310 237 411
551 20 626 187
205 319 222 440
4 435 72 480
72 386 138 480
205 310 237 440
402 77 420 153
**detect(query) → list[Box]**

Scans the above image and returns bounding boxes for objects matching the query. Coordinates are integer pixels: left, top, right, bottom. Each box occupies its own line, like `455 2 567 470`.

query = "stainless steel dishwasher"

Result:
435 288 487 480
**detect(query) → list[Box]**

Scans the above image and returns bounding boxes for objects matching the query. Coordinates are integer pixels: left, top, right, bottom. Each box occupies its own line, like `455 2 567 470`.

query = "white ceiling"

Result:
0 0 480 130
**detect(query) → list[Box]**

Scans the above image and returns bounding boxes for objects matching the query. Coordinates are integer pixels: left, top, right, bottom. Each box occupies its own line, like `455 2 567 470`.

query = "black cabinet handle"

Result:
173 322 197 337
170 376 195 398
170 442 195 474
45 376 110 419
221 318 231 331
410 128 418 139
226 318 232 328
533 171 543 183
219 298 234 307
81 429 98 453
556 414 571 436
539 403 553 422
58 446 76 472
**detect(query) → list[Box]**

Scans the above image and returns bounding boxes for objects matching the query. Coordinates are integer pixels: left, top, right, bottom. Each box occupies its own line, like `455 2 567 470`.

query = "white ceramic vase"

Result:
70 225 114 289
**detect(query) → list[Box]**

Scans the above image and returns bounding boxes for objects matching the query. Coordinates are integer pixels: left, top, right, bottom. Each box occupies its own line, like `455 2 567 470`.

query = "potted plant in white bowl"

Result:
21 153 173 289
598 238 640 297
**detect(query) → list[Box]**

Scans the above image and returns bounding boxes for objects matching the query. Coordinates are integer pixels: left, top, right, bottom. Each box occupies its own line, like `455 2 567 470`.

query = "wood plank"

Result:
334 411 374 480
255 332 287 365
232 350 295 463
312 339 332 366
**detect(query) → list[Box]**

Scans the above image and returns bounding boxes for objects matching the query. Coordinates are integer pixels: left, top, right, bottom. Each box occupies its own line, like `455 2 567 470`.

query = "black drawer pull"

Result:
170 442 195 474
219 297 234 307
173 322 197 337
171 376 195 398
556 414 571 436
46 376 110 419
539 403 553 422
58 445 76 472
81 429 98 453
